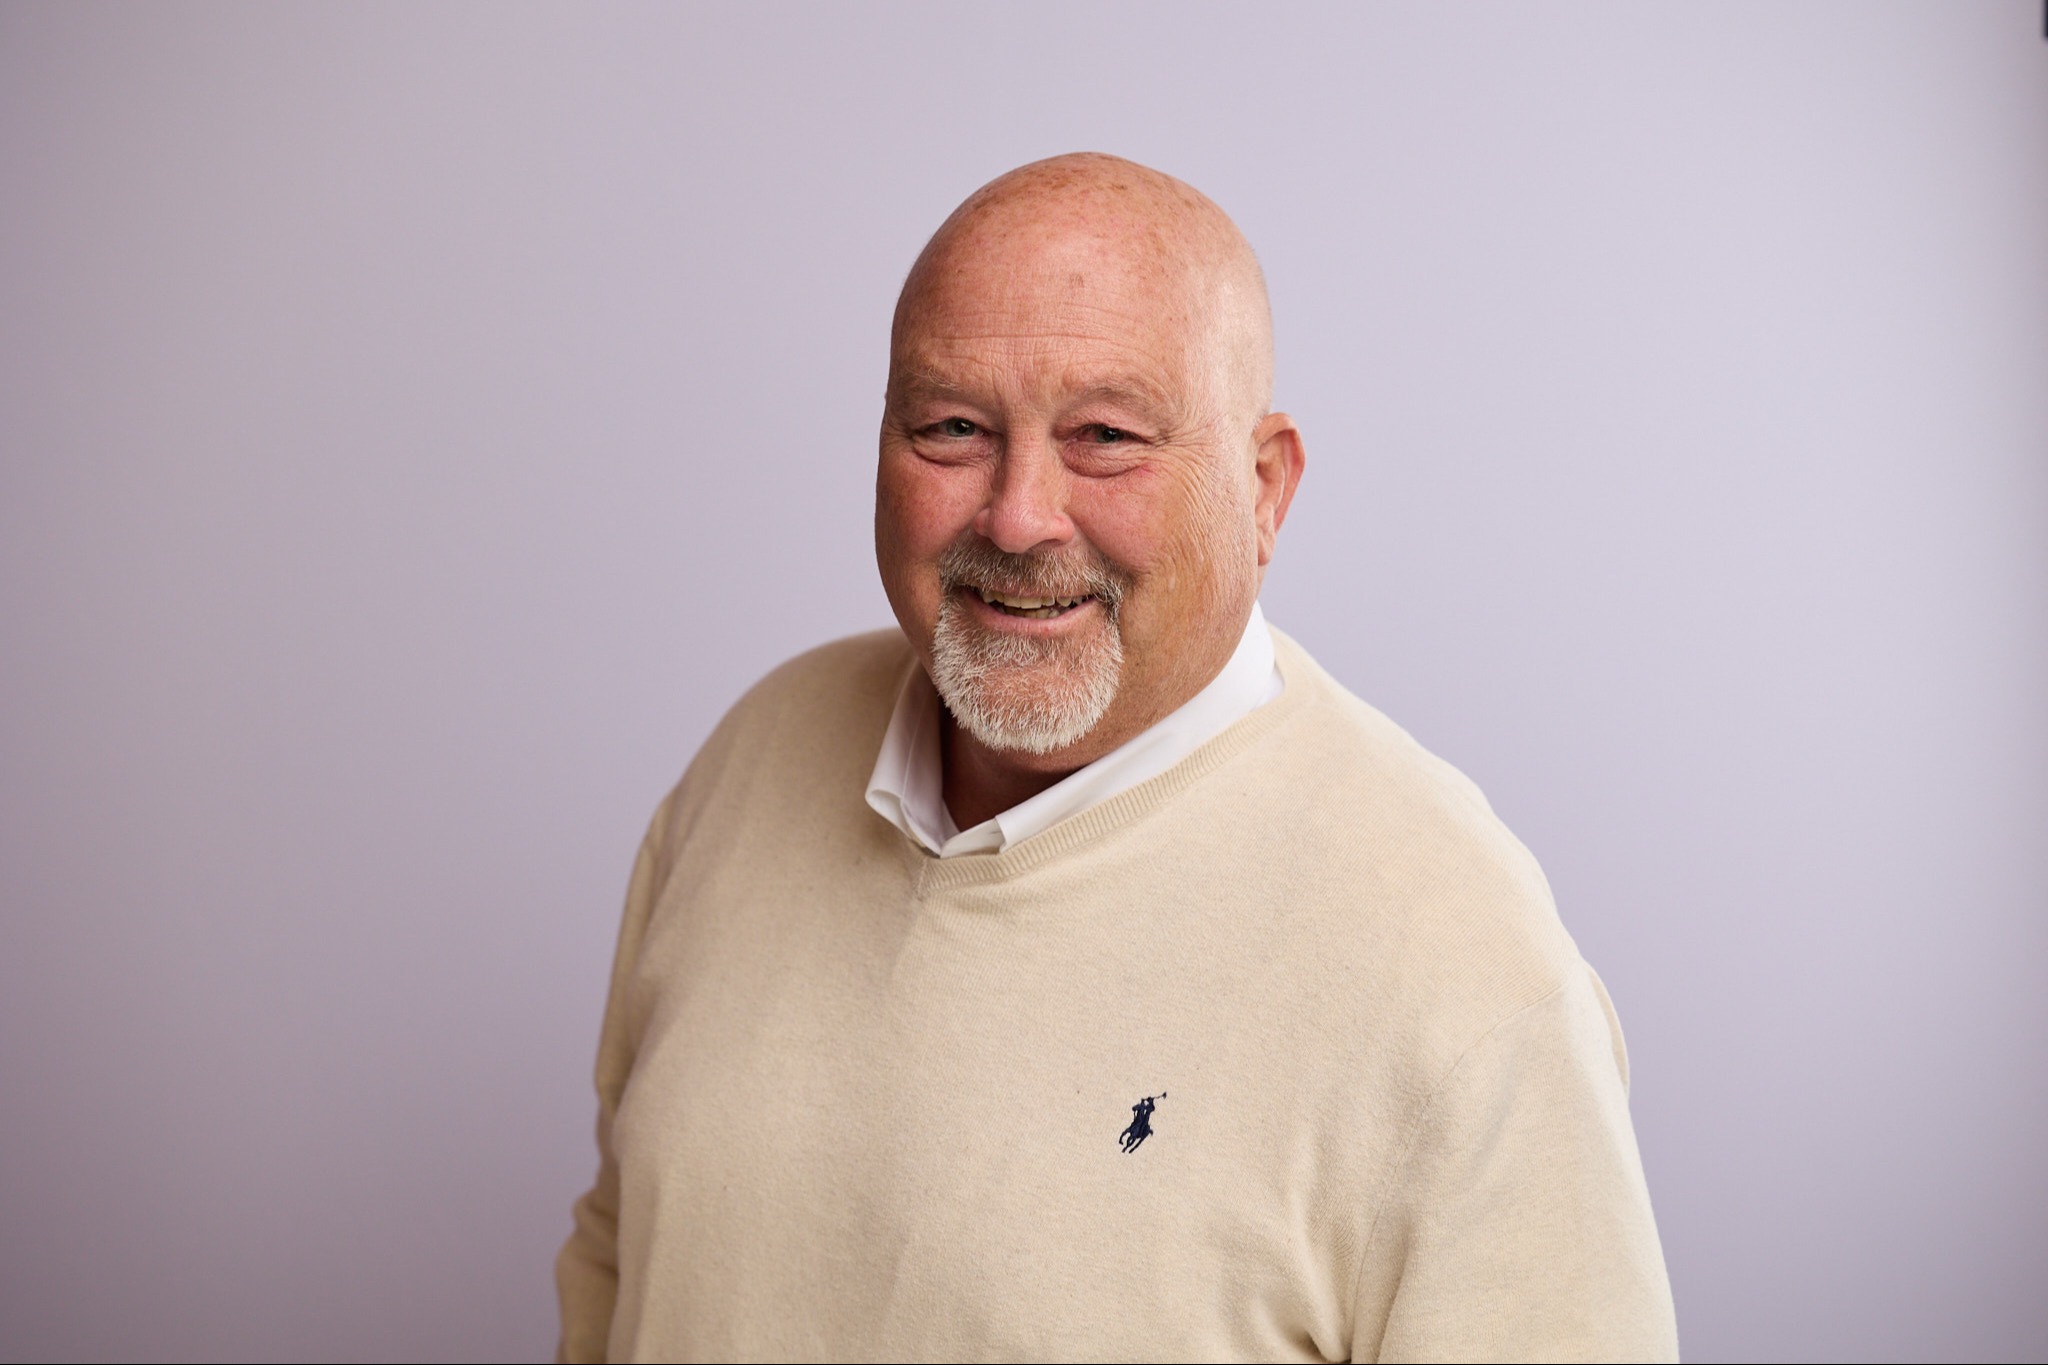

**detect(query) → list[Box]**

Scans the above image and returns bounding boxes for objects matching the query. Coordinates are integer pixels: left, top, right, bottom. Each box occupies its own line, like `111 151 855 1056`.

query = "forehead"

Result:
892 228 1214 405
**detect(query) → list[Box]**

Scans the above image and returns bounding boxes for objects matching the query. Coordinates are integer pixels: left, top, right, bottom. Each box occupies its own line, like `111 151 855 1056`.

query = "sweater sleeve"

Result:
1353 963 1679 1363
554 797 673 1364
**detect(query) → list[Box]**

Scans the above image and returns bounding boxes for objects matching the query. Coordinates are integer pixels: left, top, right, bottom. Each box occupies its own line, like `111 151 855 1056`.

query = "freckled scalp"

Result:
891 153 1275 429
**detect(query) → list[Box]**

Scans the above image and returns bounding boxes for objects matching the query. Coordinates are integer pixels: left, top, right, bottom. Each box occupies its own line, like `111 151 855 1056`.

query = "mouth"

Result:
969 586 1096 620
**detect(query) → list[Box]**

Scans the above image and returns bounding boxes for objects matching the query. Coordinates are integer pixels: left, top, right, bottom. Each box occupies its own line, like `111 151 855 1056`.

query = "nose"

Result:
973 437 1074 555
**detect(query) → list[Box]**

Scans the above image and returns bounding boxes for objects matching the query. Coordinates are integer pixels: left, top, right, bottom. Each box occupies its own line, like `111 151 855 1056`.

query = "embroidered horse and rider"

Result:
1120 1092 1165 1154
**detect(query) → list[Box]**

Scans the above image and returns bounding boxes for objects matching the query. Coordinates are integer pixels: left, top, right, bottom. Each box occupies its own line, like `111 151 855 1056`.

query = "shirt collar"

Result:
865 602 1282 858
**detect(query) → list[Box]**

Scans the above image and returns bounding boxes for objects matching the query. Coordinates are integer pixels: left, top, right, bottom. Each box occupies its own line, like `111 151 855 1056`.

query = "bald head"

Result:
892 153 1275 426
874 153 1306 788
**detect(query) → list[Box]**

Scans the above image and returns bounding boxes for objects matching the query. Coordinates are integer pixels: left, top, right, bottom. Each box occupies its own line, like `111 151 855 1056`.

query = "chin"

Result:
929 599 1125 757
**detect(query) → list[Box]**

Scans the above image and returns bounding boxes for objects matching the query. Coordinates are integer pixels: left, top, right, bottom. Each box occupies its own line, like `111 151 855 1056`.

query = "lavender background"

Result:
3 4 2044 1361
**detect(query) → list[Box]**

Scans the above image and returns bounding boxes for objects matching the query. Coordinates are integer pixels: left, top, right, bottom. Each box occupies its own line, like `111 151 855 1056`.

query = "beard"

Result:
927 537 1131 756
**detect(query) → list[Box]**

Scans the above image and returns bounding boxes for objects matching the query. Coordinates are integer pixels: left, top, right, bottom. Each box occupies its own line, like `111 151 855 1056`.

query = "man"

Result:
556 153 1678 1362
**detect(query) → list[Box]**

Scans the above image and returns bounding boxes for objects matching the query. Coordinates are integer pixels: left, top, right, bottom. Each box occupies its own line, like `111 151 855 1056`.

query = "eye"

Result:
1087 425 1130 444
939 417 978 438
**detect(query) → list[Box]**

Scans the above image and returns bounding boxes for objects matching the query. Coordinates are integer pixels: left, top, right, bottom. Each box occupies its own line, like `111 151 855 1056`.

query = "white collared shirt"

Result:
865 602 1284 857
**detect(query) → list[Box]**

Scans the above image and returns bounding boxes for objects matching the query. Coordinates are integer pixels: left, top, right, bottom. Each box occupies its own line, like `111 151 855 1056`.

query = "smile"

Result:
973 587 1095 620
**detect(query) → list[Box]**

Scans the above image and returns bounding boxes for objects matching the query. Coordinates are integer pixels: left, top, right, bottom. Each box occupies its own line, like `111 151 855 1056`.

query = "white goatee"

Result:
927 539 1128 755
929 596 1124 755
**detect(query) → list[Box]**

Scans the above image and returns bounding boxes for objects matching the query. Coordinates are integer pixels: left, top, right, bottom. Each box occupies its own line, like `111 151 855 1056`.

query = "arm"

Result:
554 799 672 1364
1353 964 1679 1363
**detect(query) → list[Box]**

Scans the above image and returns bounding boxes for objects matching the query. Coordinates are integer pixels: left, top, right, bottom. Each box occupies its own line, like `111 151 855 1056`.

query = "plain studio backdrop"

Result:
2 3 2044 1361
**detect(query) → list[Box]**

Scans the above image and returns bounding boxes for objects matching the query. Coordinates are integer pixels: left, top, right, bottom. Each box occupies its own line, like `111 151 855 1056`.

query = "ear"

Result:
1249 412 1306 567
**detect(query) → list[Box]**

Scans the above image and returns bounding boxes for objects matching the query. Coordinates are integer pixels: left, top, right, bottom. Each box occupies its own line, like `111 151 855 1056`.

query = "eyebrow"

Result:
888 373 1189 427
1065 382 1181 420
888 372 981 407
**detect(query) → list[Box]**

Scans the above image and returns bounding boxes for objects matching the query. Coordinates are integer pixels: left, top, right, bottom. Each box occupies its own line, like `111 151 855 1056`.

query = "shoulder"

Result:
1243 630 1583 1032
719 627 912 731
649 627 912 858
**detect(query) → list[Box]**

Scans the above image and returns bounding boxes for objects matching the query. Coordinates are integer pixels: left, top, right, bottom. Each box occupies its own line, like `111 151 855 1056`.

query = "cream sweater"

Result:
556 628 1678 1363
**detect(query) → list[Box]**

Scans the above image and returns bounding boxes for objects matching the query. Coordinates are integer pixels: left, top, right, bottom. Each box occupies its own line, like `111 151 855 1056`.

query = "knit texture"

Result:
556 628 1678 1363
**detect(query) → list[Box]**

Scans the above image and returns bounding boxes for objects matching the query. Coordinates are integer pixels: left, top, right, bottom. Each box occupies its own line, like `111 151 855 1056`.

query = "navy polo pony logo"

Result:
1119 1092 1165 1153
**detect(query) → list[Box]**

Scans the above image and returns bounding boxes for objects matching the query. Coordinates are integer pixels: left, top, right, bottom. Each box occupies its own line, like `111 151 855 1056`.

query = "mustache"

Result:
935 536 1131 615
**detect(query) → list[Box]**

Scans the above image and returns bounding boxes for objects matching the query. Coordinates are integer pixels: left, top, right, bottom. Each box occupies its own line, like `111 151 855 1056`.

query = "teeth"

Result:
979 589 1053 609
976 588 1088 614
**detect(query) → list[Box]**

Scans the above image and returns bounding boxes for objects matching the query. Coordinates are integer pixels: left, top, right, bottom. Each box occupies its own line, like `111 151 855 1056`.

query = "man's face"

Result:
876 225 1264 765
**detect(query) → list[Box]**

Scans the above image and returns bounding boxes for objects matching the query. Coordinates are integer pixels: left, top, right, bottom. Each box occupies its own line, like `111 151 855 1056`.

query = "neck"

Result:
936 662 1217 833
936 601 1261 832
938 716 1084 832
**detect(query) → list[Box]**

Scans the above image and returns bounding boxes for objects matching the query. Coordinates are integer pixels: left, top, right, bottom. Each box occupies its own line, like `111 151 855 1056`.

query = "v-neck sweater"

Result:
556 628 1678 1363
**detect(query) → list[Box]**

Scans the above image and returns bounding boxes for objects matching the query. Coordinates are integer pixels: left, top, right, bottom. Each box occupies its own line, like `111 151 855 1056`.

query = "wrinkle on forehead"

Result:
892 153 1274 423
893 359 1196 436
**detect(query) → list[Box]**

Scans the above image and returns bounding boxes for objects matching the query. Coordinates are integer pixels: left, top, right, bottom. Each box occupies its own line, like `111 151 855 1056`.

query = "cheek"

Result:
879 453 983 560
1075 464 1246 589
1066 471 1173 577
876 450 989 635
